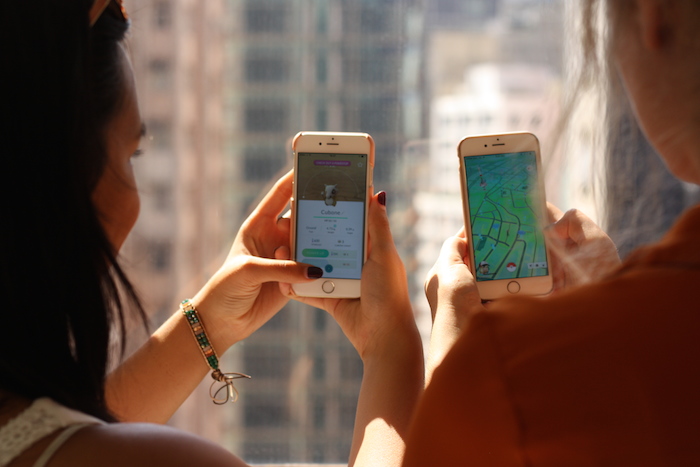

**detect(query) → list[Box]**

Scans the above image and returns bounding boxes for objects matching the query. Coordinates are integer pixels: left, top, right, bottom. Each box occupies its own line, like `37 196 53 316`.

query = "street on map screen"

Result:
295 152 367 280
464 151 549 282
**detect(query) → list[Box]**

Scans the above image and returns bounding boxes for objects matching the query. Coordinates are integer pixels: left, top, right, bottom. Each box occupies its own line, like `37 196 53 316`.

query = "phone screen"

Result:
463 151 549 282
295 152 368 280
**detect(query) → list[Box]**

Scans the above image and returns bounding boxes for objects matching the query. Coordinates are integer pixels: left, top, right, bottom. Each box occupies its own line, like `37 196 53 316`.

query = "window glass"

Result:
124 0 576 464
153 0 172 29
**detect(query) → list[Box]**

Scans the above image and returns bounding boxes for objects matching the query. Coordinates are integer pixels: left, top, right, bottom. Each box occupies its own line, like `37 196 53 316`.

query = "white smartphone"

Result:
458 132 553 300
291 131 374 298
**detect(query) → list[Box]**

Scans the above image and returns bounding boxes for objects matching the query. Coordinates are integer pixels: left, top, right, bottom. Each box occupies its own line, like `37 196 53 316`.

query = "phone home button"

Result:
507 281 521 294
322 281 335 294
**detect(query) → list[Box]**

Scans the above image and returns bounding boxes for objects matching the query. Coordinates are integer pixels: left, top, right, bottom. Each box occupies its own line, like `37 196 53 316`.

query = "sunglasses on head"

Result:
89 0 128 27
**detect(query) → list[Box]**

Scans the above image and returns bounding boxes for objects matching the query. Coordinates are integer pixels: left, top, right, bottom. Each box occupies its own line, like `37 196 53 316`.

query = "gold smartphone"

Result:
458 132 553 300
290 132 374 298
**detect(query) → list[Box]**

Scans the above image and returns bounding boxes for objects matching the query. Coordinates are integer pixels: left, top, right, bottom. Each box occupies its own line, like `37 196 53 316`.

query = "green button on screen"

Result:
302 249 329 258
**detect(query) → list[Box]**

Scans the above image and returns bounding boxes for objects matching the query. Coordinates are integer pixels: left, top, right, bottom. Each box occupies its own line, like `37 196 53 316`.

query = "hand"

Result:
277 192 420 362
545 203 621 291
277 192 423 467
423 228 485 383
192 171 321 350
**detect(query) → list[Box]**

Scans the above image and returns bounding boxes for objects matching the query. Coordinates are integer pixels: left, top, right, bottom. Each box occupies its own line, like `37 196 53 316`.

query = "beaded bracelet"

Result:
180 299 251 404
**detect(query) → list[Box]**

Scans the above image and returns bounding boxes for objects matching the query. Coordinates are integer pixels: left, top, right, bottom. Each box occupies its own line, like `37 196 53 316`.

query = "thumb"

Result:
366 191 395 258
549 208 588 246
440 234 469 268
236 256 323 285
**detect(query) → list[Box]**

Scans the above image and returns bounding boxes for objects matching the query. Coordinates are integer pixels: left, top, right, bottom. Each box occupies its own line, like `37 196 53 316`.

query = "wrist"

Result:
179 298 251 405
190 288 239 352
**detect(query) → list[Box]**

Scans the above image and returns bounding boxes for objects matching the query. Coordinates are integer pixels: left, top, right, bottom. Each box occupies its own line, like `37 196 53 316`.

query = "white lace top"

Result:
0 398 105 467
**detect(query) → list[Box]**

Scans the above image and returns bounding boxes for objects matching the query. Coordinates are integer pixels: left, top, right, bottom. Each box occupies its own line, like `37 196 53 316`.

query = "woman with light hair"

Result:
404 0 700 464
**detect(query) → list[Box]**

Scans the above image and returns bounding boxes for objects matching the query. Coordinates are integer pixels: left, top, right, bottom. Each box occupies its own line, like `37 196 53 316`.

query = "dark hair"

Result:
0 0 144 421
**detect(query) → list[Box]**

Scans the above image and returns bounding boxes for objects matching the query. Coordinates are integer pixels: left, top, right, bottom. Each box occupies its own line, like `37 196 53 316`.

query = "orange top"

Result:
404 205 700 466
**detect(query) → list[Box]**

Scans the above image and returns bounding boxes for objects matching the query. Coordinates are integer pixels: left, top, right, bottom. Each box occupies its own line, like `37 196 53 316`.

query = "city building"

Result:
221 1 424 461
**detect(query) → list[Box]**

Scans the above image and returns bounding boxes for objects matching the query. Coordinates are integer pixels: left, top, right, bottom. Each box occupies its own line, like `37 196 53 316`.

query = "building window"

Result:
148 59 172 90
244 101 288 133
340 353 362 381
146 120 172 152
360 5 393 33
245 395 290 428
339 396 357 429
153 1 172 29
313 349 325 381
316 54 327 84
312 397 325 429
245 52 290 82
315 105 327 130
242 145 286 181
150 182 171 211
149 240 171 271
244 442 290 463
245 2 287 33
360 50 398 84
243 346 291 379
313 308 326 332
358 98 398 133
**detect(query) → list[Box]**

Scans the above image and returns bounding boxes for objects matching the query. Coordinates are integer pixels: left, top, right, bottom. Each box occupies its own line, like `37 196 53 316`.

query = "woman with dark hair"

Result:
403 0 700 465
0 1 423 466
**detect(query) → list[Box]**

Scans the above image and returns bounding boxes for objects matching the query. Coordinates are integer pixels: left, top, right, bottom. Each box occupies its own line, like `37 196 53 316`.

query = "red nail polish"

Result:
307 267 323 279
378 191 386 206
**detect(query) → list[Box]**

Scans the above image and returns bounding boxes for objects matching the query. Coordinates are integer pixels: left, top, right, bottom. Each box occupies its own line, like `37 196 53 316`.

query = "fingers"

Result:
252 170 294 220
424 233 472 319
366 191 395 257
276 216 291 238
239 256 323 285
439 233 468 267
546 201 564 225
549 208 597 245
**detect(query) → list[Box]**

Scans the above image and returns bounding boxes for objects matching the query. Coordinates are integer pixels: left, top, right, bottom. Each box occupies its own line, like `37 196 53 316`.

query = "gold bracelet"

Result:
180 299 251 404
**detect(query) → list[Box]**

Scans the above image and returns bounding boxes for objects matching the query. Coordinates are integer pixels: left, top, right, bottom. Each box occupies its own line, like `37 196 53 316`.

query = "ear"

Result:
637 0 671 50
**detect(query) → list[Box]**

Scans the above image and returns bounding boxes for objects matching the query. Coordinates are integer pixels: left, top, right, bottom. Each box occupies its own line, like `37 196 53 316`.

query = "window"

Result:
340 354 362 380
313 354 325 381
145 119 172 152
242 145 286 180
122 1 617 465
312 397 325 429
243 346 291 379
245 395 290 427
244 101 287 132
148 240 171 271
245 1 287 33
153 1 172 29
148 59 172 90
245 51 290 82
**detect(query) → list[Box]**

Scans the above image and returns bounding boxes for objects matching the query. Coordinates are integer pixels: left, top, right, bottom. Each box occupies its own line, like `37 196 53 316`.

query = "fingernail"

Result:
307 267 323 279
378 191 386 206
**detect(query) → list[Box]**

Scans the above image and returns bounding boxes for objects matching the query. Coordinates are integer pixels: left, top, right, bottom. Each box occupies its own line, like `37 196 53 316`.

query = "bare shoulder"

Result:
51 422 247 467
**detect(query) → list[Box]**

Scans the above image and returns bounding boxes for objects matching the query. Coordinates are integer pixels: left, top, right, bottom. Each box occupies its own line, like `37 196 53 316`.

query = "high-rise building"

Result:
221 1 424 462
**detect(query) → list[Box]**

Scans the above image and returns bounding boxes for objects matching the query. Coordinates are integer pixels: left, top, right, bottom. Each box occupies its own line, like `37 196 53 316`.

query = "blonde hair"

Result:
565 0 690 257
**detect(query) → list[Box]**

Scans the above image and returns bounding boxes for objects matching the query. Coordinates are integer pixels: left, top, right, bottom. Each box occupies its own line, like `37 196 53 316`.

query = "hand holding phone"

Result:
291 132 374 298
458 132 553 300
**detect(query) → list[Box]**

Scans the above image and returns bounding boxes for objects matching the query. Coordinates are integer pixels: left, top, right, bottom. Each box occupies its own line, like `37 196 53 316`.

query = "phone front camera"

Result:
319 142 322 146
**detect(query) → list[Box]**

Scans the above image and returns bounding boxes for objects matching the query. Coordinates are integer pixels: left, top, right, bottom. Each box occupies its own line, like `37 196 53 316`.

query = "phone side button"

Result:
322 281 335 294
507 281 521 294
